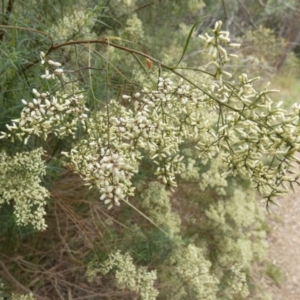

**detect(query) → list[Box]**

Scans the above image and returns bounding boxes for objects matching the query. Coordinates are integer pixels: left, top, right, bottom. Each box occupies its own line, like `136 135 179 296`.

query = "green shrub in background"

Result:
239 25 300 78
1 1 300 299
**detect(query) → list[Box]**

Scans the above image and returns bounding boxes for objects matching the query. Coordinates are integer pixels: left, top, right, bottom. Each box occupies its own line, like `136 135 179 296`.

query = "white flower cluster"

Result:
64 145 136 209
0 89 88 143
229 264 249 298
40 52 64 79
86 250 159 300
47 7 97 41
123 13 144 42
198 20 240 80
0 280 36 299
63 78 197 207
179 158 200 181
191 22 300 203
0 148 49 231
11 294 36 300
213 79 300 201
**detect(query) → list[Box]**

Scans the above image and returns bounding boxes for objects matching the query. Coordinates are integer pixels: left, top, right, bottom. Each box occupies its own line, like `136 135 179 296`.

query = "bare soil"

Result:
266 185 300 299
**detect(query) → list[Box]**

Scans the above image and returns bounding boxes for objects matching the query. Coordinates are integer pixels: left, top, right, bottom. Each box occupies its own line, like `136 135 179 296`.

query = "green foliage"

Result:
140 182 181 236
126 227 175 265
265 261 286 286
239 25 300 77
86 250 159 300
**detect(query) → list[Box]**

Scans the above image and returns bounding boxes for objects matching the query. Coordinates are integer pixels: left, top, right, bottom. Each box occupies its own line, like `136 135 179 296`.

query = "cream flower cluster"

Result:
40 51 64 79
0 283 35 300
199 156 228 196
189 22 300 202
198 20 240 80
63 77 209 207
167 244 219 300
212 76 300 201
204 188 268 266
0 82 89 143
64 145 136 209
11 294 36 300
86 251 159 300
0 53 89 144
230 264 249 298
63 79 199 207
0 148 49 231
47 7 97 41
123 13 144 42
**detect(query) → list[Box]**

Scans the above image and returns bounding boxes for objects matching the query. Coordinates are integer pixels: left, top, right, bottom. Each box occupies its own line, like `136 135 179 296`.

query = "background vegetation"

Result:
0 0 300 299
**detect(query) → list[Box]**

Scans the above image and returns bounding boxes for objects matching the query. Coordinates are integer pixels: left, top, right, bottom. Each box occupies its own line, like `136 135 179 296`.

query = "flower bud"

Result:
54 68 64 75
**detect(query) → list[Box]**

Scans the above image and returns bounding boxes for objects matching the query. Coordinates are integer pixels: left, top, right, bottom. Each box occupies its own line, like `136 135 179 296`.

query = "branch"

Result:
0 259 47 300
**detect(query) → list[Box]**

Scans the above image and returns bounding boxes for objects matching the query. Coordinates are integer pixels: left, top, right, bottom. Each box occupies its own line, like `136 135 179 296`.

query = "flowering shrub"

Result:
0 148 48 231
0 15 298 298
0 55 88 143
86 251 159 300
164 244 220 300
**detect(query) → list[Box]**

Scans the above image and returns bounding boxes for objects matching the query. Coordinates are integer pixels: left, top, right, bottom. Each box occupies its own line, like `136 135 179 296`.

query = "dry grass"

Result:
0 170 139 299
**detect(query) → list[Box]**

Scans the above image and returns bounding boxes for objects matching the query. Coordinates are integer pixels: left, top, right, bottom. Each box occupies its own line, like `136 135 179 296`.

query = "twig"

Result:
0 259 46 300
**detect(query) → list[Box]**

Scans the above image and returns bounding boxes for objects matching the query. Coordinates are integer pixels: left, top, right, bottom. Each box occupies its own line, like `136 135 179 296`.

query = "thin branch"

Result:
0 259 47 300
0 24 53 46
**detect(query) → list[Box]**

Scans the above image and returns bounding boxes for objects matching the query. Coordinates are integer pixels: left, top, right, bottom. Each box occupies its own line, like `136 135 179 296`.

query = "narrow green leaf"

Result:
172 17 206 69
131 52 149 75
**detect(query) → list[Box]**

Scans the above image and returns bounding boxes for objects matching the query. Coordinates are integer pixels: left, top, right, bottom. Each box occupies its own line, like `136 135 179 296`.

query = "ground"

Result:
266 183 300 299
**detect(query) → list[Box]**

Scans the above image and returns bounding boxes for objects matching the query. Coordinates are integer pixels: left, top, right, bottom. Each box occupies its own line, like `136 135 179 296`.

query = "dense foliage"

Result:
0 1 300 299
